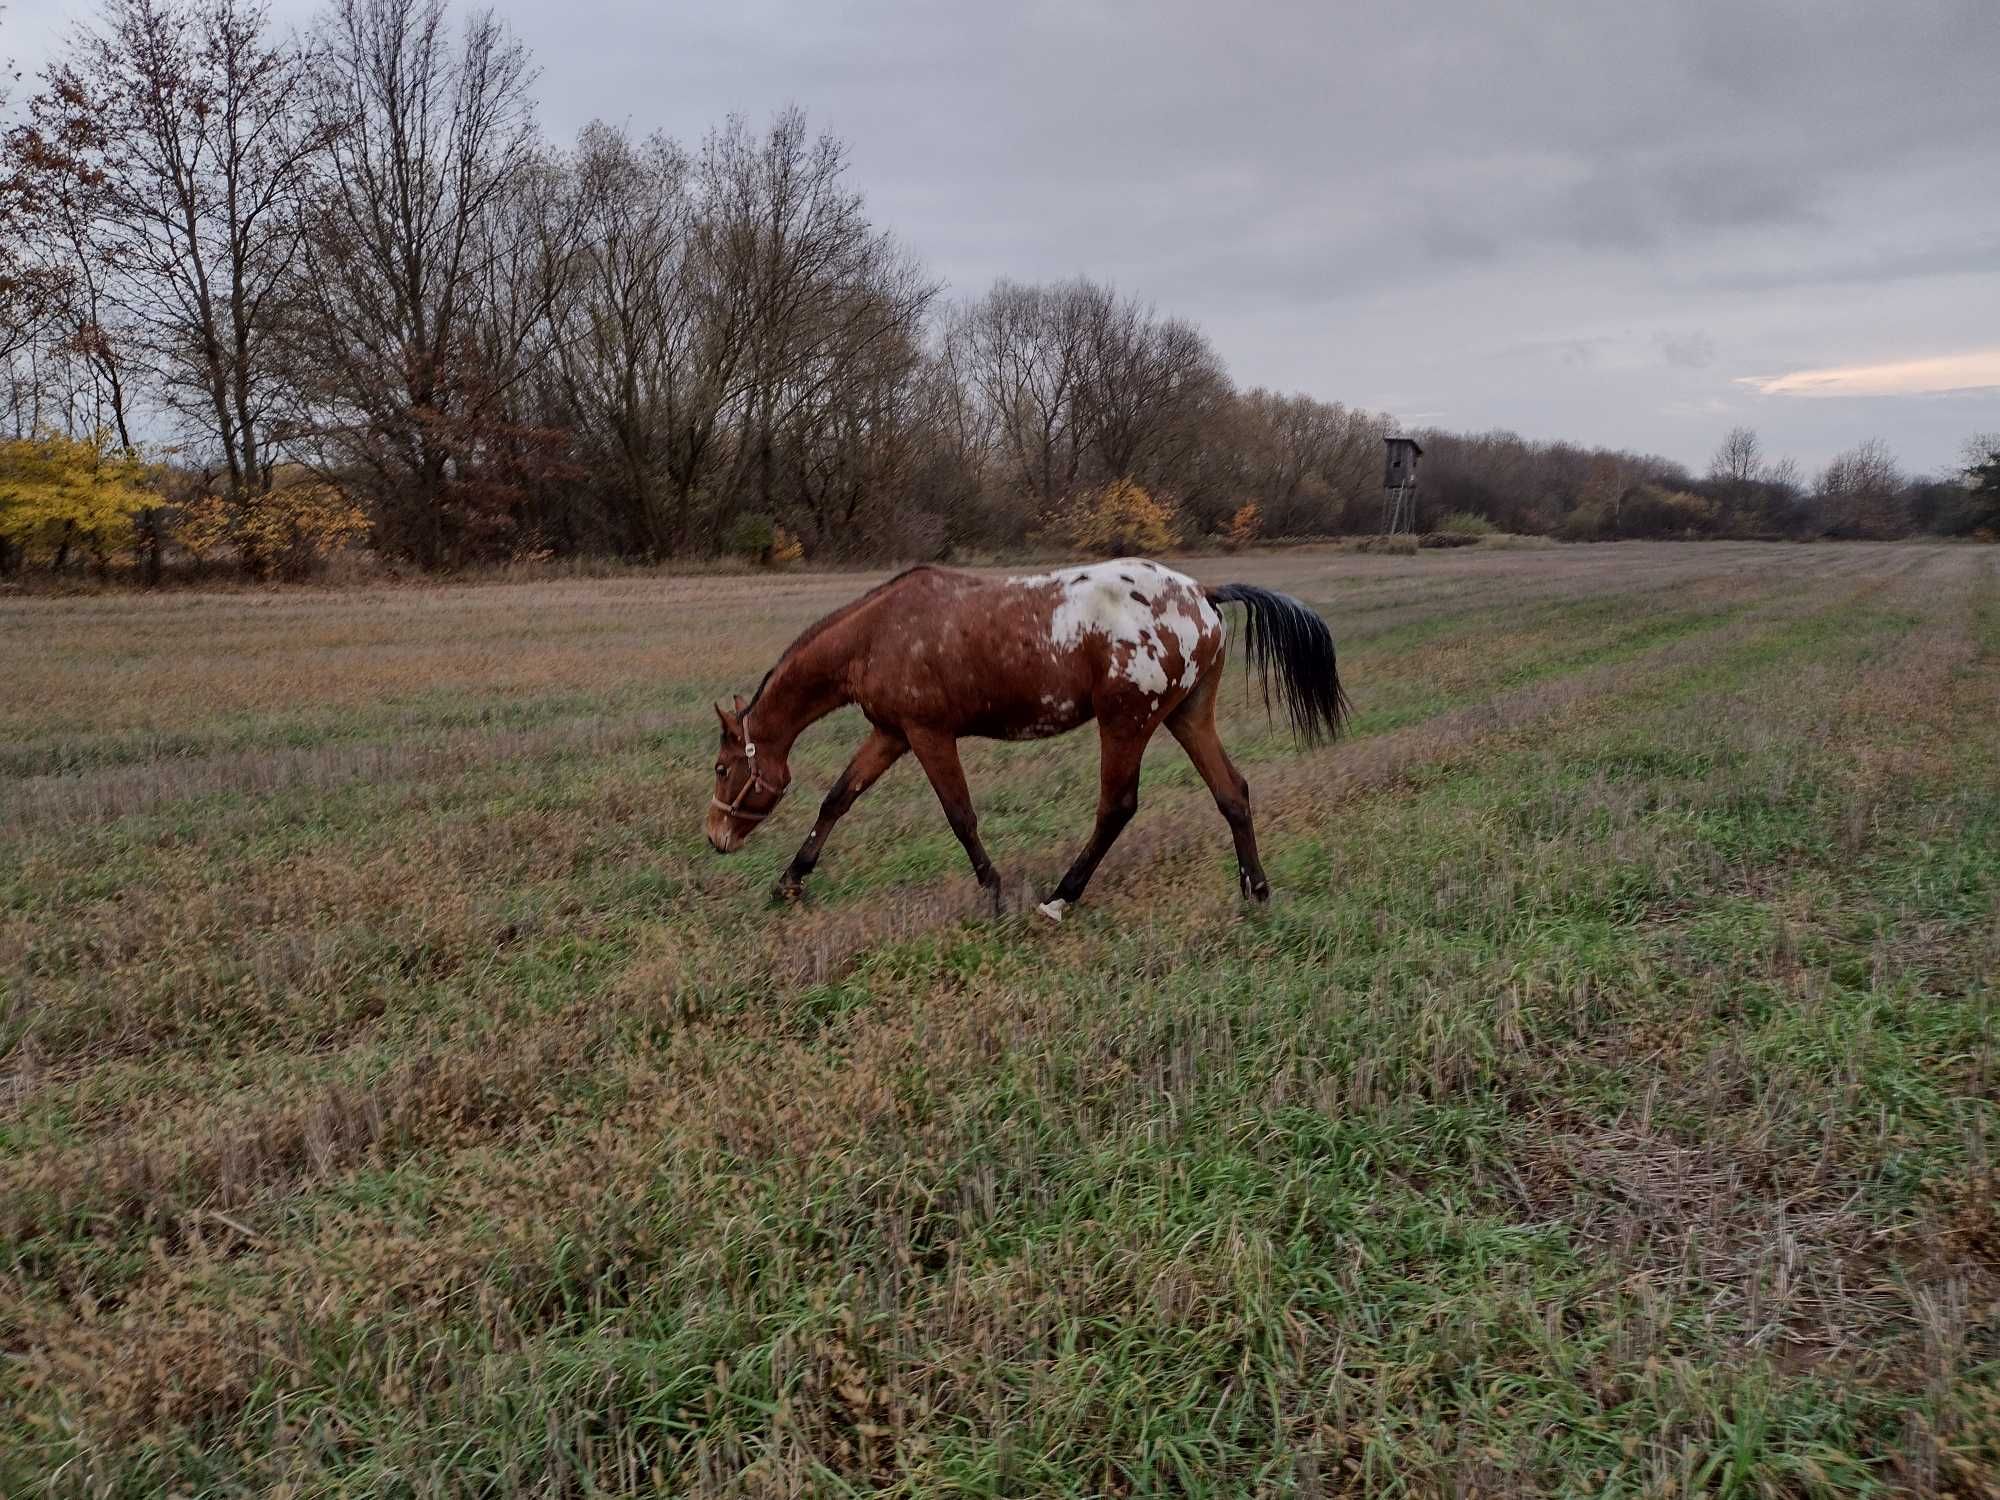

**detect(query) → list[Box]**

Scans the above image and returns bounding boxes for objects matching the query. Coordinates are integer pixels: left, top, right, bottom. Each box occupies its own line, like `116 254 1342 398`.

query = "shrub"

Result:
730 514 777 564
0 430 154 571
1224 500 1262 551
1615 484 1717 538
173 471 370 579
1560 502 1608 541
1434 510 1496 537
770 524 804 567
1349 533 1418 555
1062 480 1181 557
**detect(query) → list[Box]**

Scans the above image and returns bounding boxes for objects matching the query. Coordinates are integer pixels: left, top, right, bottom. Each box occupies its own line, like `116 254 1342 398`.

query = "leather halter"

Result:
710 741 786 823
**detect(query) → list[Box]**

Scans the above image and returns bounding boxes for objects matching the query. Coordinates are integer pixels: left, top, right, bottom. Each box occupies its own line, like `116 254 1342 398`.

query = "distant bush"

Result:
1620 485 1717 537
727 515 805 567
1559 502 1608 541
1224 500 1262 551
1062 480 1181 557
1433 510 1496 537
1560 486 1717 541
0 430 154 574
173 470 370 581
730 514 776 564
1349 533 1418 555
1417 531 1479 548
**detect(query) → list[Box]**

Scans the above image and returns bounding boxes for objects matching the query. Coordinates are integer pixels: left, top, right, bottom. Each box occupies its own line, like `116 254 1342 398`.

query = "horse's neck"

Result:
745 635 853 755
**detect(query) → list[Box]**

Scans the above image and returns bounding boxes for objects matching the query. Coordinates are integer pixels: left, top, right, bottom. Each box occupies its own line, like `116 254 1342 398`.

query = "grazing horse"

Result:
706 558 1347 920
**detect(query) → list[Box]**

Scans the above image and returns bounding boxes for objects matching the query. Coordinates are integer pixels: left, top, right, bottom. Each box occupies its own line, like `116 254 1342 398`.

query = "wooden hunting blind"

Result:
1381 435 1422 533
1383 435 1422 490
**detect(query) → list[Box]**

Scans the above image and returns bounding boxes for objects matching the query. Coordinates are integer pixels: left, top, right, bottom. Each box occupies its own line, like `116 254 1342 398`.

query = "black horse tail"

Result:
1205 583 1350 747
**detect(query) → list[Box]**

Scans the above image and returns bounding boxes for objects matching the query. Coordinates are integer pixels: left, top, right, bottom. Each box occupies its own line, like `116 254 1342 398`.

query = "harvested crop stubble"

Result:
3 541 1997 1495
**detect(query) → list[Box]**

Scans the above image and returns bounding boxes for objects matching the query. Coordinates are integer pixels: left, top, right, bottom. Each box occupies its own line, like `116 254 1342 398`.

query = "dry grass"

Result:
3 541 1997 1496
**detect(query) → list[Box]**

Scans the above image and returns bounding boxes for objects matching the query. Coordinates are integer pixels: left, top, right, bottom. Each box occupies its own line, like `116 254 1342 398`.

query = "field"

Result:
3 541 1998 1496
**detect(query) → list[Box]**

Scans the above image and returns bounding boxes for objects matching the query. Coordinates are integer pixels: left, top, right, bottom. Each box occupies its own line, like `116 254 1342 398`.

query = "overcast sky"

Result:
7 0 1997 474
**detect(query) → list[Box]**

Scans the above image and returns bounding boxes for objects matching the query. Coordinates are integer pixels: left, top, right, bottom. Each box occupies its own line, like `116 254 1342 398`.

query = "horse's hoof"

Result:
771 880 807 906
1036 897 1068 923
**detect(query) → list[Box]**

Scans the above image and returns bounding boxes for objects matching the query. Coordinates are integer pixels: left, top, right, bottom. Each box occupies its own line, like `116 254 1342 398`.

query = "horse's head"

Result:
706 696 788 853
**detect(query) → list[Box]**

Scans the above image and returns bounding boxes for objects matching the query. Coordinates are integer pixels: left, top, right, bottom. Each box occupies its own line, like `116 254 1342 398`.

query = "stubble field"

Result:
3 541 1998 1496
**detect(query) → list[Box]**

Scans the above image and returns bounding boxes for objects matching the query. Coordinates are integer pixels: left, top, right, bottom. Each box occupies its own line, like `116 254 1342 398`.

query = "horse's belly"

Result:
979 694 1094 741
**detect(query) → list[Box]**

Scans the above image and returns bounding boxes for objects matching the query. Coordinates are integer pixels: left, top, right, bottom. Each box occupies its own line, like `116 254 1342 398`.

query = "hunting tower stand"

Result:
1381 435 1423 535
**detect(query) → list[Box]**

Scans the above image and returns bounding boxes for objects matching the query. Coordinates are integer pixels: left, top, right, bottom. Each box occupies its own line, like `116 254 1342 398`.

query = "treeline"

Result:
2 0 1996 580
1416 425 1999 544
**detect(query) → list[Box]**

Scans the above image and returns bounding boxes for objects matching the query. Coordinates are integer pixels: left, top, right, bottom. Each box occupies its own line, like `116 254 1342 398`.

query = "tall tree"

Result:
1958 433 2000 535
550 123 711 558
1814 438 1905 538
1708 425 1762 487
699 109 935 544
295 0 542 566
46 0 322 569
1074 286 1226 501
946 279 1094 512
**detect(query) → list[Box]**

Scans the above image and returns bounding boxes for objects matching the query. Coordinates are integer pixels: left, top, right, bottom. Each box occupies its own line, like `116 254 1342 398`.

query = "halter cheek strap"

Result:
711 739 787 822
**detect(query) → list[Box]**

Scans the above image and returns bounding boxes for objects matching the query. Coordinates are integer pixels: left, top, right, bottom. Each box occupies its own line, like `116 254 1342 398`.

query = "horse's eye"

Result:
715 764 726 777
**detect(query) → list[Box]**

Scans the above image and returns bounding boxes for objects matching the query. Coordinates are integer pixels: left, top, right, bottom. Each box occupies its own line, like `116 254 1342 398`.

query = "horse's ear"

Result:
714 701 738 738
732 694 748 715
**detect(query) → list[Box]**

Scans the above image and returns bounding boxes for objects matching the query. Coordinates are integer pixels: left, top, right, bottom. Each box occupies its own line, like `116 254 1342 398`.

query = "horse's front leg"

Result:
774 727 907 901
906 727 1005 914
1038 725 1148 922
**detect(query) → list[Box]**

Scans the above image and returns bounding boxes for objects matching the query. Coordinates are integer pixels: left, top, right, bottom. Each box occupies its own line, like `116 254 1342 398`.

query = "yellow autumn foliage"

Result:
173 470 371 575
1225 500 1262 549
1063 479 1181 557
0 430 155 562
770 523 804 567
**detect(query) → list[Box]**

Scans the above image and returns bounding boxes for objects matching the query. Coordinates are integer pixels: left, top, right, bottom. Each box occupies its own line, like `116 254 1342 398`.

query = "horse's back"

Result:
842 558 1224 741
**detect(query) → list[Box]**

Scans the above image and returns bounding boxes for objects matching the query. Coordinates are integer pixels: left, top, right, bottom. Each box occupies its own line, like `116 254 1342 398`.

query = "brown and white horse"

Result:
706 558 1347 919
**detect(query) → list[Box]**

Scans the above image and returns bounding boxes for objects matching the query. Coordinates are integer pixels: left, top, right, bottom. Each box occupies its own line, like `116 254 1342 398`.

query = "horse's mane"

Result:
746 566 938 712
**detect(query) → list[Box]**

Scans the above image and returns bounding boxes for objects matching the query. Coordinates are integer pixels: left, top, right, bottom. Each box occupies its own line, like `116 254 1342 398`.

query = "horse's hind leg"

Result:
1166 679 1270 902
906 727 1005 913
775 727 907 901
1039 726 1147 922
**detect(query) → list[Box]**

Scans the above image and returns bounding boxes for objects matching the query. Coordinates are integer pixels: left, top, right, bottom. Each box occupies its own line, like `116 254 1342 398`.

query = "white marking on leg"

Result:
1037 897 1067 922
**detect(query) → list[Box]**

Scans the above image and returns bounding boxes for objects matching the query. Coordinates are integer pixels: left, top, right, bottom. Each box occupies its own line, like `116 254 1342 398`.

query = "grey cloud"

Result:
1658 332 1717 370
6 0 1997 472
1559 158 1822 251
1683 237 2000 295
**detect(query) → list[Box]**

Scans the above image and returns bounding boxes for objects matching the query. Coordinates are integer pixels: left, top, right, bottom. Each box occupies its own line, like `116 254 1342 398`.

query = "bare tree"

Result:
0 10 53 371
947 279 1094 513
550 123 698 558
1074 287 1227 495
1814 437 1905 538
295 0 542 566
1232 388 1382 534
6 78 143 449
1708 425 1762 487
47 0 322 567
1958 431 2000 477
777 302 932 554
700 109 937 544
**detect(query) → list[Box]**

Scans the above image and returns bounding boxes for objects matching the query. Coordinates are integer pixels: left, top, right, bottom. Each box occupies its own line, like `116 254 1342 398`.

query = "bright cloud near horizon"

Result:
1741 350 2000 400
4 0 1996 474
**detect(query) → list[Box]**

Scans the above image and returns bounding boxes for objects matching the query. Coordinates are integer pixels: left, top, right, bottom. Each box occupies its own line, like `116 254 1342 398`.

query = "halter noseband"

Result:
711 739 786 823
